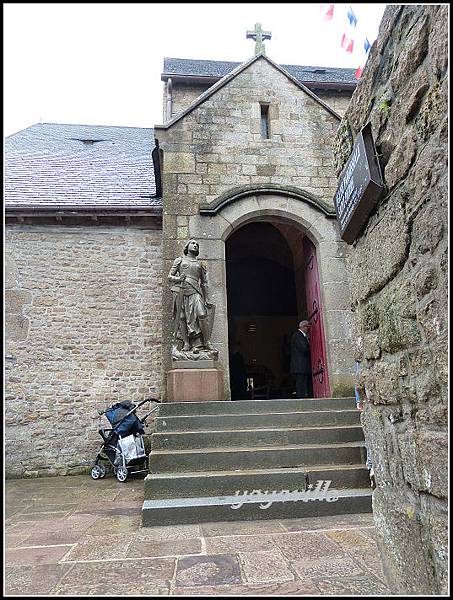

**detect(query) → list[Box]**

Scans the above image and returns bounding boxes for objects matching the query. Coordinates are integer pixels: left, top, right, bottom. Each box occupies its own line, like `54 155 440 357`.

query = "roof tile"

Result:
163 57 357 85
5 123 161 210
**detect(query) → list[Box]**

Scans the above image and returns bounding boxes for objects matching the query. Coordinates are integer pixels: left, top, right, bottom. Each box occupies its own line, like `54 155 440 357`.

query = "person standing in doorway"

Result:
229 341 248 400
290 320 313 398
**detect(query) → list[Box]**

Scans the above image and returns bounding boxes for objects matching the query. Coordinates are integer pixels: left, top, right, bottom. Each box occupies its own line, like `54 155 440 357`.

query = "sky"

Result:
3 3 387 137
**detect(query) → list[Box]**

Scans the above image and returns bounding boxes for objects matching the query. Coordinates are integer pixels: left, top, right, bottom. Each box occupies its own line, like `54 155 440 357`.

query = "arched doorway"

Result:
226 219 330 399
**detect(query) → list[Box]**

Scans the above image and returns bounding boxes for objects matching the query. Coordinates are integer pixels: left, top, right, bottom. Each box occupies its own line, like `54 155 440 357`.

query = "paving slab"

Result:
312 574 393 595
239 549 296 583
205 533 277 554
291 555 366 579
51 559 174 596
127 537 203 558
272 531 347 561
4 474 393 596
175 554 243 587
61 533 136 562
172 580 322 595
6 545 73 567
5 564 74 596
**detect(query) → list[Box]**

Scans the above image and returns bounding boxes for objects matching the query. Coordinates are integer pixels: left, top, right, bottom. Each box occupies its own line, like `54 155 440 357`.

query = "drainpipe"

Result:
166 78 173 122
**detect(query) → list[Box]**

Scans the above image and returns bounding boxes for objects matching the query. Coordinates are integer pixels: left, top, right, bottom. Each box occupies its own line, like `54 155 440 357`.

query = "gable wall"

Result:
315 91 352 116
161 58 342 208
163 76 353 124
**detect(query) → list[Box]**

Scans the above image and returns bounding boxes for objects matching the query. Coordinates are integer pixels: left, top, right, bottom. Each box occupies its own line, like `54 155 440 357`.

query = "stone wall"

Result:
315 91 352 117
333 5 448 595
168 81 212 121
5 222 163 477
156 55 355 399
165 77 353 123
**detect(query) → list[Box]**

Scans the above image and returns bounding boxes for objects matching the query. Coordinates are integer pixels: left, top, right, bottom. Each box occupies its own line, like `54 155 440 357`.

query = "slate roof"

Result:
162 57 357 86
5 123 161 211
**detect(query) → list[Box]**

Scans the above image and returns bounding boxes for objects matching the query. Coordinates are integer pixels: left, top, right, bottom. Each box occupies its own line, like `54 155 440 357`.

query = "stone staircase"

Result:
142 397 372 526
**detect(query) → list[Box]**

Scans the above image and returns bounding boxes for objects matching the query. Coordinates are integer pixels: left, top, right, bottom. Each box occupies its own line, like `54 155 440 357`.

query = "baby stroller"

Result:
90 397 160 483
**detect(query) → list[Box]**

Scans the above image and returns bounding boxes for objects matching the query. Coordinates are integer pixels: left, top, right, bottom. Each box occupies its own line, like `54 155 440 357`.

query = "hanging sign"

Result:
334 123 384 244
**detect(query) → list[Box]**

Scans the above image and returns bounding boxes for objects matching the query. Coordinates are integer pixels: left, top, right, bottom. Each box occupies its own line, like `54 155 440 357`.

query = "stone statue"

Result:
168 239 218 361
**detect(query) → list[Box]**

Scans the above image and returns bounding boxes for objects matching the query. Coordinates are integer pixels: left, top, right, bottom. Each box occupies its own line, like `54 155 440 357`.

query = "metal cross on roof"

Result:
246 23 272 55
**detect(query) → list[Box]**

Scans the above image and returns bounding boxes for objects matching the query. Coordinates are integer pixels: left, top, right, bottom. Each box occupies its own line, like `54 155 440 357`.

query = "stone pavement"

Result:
4 474 393 596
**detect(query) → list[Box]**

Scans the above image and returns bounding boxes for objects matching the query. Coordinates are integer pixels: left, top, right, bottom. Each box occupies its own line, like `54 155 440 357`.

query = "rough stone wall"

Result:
333 5 448 595
5 223 162 477
169 81 213 121
160 58 342 207
157 56 355 398
315 91 352 117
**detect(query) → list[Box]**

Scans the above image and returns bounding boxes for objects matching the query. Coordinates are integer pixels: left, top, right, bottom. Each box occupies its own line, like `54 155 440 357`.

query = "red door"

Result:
303 236 331 398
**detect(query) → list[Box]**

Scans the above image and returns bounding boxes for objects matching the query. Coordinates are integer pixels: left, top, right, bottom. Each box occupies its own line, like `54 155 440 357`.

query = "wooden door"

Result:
303 236 331 397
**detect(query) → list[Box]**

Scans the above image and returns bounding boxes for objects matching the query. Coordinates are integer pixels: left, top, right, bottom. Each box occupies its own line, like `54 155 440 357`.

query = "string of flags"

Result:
319 4 372 79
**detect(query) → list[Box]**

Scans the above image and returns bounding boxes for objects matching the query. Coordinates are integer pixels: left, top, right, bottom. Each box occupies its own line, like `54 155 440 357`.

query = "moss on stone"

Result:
360 302 380 331
379 99 390 116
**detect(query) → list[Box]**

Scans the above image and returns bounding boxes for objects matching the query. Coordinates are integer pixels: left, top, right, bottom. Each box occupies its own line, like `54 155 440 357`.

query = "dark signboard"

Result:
334 123 384 244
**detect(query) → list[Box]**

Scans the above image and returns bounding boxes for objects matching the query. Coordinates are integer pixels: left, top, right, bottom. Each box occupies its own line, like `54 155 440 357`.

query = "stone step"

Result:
144 464 371 499
155 409 360 432
158 397 357 416
151 424 364 450
142 487 373 526
148 441 366 473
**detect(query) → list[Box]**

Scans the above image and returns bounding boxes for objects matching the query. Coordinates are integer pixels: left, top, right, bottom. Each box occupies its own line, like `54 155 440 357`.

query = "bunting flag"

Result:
320 4 335 21
341 33 354 53
341 6 357 54
318 4 375 80
347 6 358 27
354 65 364 79
355 36 372 78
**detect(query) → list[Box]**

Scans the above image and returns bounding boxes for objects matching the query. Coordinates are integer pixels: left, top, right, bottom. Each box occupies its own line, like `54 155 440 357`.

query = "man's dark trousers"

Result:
295 373 312 399
290 329 312 399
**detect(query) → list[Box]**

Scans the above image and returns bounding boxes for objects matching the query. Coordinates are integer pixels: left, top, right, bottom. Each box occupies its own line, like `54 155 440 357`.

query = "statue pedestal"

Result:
167 367 224 402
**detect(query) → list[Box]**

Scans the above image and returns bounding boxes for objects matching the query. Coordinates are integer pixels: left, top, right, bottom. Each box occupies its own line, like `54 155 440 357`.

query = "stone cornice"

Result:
5 205 162 216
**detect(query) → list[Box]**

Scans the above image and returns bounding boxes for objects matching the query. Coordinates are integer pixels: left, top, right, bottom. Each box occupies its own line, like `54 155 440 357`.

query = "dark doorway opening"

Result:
226 221 305 399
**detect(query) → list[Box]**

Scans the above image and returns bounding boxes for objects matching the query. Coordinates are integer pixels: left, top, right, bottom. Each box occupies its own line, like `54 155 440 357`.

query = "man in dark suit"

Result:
290 320 313 398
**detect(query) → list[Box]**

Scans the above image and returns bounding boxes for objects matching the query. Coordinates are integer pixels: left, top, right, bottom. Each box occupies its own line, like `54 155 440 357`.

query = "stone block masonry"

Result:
5 223 162 477
157 56 354 396
333 5 448 595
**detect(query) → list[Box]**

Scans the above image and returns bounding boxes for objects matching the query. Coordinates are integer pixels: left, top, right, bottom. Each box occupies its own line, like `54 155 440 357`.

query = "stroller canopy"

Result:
105 401 144 436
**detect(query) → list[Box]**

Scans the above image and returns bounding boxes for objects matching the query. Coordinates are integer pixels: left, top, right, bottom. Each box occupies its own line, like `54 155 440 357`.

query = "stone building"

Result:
333 5 448 595
5 48 358 476
5 124 163 476
157 52 358 401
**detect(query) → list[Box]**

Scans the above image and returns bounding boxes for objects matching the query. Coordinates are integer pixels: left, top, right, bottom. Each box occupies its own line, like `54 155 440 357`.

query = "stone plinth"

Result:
167 368 224 402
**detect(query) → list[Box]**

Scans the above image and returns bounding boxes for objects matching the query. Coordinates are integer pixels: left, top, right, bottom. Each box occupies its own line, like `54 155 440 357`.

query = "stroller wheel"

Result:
116 466 128 483
91 464 104 480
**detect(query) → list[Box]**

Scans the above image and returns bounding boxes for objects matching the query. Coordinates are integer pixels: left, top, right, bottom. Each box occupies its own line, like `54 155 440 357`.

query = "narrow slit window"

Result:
260 104 270 139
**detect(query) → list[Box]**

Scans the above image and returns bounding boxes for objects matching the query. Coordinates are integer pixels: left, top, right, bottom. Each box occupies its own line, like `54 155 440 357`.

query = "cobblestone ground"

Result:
5 475 393 596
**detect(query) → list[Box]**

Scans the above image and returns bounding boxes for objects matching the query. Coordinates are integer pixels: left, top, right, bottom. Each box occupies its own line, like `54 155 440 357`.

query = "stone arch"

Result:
199 184 336 220
188 191 355 398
